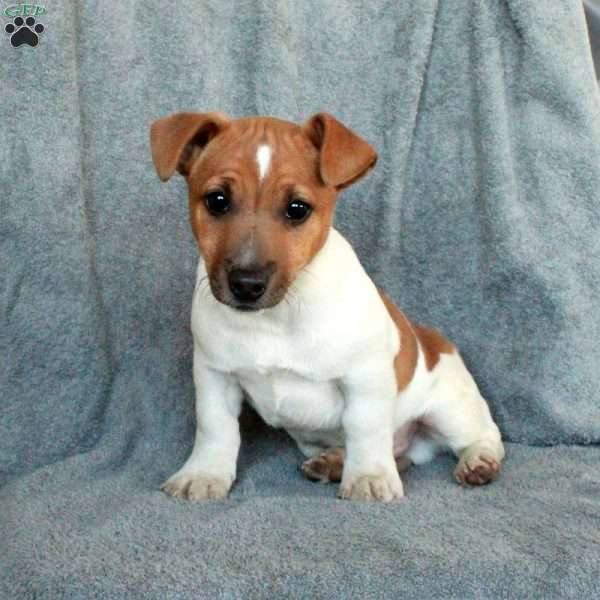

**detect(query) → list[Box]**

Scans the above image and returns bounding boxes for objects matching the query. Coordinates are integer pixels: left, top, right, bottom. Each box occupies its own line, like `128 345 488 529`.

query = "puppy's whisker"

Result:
299 267 320 284
285 286 304 313
196 276 209 294
197 276 214 300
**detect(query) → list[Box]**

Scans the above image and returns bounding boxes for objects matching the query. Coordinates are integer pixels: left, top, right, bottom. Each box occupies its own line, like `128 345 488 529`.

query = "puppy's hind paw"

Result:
301 448 345 483
454 451 501 486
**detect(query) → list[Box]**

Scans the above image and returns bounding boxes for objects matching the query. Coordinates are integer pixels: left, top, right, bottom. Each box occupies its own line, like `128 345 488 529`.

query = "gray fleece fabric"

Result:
2 0 600 598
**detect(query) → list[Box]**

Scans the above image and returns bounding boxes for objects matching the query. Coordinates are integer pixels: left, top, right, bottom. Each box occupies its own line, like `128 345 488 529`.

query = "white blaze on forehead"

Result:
256 144 272 182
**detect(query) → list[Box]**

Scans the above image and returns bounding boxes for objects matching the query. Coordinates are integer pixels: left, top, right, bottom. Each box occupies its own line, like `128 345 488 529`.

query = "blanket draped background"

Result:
2 1 599 597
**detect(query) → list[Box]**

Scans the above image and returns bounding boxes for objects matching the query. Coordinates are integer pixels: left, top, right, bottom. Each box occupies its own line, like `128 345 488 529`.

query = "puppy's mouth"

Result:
208 277 287 312
230 302 262 312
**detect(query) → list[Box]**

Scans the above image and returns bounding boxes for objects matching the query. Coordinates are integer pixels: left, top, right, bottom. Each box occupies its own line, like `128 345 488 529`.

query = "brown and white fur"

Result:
150 112 504 502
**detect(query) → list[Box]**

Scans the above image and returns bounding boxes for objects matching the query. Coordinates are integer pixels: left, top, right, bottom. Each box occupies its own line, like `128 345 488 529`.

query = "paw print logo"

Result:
5 16 45 47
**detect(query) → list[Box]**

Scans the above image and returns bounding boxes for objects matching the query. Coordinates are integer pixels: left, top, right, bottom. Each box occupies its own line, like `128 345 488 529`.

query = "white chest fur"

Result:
238 368 344 430
191 228 399 434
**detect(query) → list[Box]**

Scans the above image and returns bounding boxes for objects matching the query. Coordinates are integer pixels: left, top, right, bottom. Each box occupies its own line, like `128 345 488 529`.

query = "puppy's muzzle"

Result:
227 265 274 306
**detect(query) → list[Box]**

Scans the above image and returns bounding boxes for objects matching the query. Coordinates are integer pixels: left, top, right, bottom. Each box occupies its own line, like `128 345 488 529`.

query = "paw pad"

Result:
454 456 500 486
301 448 345 483
5 16 45 48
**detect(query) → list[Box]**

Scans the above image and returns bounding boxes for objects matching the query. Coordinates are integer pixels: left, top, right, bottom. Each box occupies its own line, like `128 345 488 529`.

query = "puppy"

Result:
150 112 504 502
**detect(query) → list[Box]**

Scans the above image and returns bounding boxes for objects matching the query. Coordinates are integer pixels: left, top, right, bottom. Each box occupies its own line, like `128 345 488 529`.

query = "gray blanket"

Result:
2 1 600 598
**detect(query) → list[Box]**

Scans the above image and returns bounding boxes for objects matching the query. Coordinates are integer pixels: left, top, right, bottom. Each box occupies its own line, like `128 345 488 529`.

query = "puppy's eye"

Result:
204 191 231 216
285 199 312 224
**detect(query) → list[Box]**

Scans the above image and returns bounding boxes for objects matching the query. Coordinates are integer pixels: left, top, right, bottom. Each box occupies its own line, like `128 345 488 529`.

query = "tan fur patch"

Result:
151 112 377 310
186 117 338 307
378 291 418 391
412 323 455 371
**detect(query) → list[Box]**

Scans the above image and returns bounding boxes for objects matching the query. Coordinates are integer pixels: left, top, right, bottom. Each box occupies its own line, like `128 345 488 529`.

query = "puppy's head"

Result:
150 112 377 311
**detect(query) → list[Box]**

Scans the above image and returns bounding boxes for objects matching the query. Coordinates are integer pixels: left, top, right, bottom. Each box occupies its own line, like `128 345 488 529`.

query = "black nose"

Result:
228 268 271 303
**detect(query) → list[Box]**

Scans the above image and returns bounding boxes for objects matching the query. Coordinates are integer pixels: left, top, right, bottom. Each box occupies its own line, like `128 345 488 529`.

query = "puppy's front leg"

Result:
162 348 243 500
339 362 403 502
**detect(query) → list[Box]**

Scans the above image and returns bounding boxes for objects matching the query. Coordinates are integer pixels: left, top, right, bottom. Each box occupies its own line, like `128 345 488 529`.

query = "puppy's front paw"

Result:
338 473 404 502
161 472 232 500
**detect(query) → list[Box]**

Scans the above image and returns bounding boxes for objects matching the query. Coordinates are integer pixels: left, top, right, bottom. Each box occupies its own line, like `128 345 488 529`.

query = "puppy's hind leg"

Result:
425 354 505 486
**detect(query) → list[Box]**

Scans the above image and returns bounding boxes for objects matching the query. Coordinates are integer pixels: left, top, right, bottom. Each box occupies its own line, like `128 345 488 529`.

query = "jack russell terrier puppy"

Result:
150 111 505 502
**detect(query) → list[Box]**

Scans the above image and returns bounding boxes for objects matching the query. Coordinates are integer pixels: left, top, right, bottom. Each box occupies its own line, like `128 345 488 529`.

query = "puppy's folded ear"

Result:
304 112 377 189
150 112 230 181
